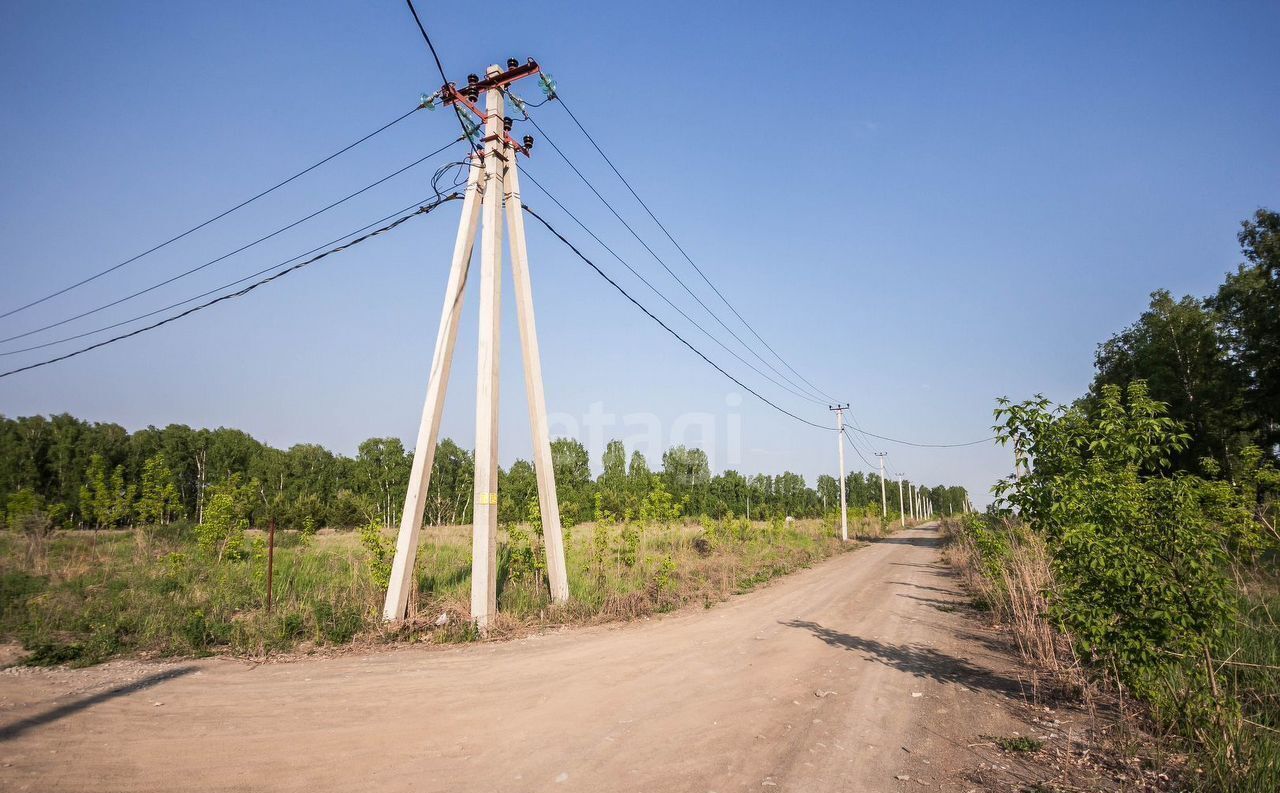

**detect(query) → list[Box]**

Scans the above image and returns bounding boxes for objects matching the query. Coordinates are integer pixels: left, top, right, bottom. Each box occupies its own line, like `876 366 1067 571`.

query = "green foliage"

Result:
991 735 1043 753
551 437 593 525
591 494 612 575
617 520 640 568
0 414 969 539
991 378 1280 793
1088 208 1280 473
4 488 45 529
993 383 1262 693
502 516 543 586
136 453 180 525
195 476 253 561
1209 209 1280 456
653 555 677 594
354 438 410 529
358 520 394 589
638 479 684 527
79 453 134 529
1091 290 1247 475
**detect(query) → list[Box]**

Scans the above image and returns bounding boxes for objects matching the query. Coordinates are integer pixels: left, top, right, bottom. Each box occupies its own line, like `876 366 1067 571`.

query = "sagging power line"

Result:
0 105 425 321
517 164 827 408
522 204 829 431
0 193 461 379
0 138 463 347
548 91 840 405
521 109 834 407
0 195 450 357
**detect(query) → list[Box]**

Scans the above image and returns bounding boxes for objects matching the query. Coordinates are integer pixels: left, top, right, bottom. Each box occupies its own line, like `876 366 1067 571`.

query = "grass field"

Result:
0 514 887 666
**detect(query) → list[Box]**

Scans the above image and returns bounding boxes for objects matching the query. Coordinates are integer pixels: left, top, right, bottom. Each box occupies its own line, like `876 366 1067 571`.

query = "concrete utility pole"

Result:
830 404 849 541
875 452 888 519
383 60 568 629
896 473 907 528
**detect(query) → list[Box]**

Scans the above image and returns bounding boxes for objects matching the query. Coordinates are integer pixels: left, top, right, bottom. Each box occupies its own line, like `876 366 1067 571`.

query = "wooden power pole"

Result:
830 404 849 541
383 60 568 628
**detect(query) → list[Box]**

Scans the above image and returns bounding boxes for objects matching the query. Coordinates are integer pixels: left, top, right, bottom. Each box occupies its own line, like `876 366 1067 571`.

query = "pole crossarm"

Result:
434 58 542 156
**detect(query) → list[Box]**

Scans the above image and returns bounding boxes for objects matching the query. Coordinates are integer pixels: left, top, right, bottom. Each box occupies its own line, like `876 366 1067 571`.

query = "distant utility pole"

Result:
896 473 907 529
383 59 568 629
875 452 888 518
830 404 849 541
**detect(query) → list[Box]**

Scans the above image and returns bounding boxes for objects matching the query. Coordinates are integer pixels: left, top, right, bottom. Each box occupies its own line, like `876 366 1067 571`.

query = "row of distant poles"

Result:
382 60 565 628
828 405 939 543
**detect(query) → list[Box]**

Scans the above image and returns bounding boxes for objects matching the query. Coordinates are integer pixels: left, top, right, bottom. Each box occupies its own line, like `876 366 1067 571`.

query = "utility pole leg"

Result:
504 158 569 603
471 70 506 630
382 162 483 621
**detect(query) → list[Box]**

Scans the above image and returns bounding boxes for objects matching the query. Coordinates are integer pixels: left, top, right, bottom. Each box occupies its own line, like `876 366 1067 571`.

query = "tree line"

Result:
0 414 966 531
1088 208 1280 475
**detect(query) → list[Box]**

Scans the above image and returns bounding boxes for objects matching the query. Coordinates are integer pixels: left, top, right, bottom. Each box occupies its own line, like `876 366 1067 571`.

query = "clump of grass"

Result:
988 735 1043 753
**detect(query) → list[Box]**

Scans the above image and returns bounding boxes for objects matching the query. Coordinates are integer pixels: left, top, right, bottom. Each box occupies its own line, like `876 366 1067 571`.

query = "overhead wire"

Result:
1 195 445 357
842 413 885 460
0 105 425 321
0 193 462 380
548 91 841 404
402 0 478 154
535 91 997 450
522 203 829 431
841 426 879 470
521 109 832 406
0 137 463 346
517 165 827 408
846 425 996 448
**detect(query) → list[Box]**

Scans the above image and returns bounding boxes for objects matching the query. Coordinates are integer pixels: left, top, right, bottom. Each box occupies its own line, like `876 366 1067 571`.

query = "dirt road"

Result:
0 526 1037 792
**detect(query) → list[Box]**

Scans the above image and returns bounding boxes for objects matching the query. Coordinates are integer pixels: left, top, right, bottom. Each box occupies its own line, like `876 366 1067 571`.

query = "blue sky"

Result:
2 2 1277 506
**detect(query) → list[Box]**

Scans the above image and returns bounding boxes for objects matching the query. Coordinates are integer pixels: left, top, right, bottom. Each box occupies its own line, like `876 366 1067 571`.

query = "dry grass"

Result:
941 517 1090 704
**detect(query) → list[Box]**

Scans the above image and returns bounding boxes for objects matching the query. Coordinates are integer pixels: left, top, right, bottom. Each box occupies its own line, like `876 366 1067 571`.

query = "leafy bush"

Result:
196 477 253 561
993 382 1263 693
992 381 1279 789
358 520 394 589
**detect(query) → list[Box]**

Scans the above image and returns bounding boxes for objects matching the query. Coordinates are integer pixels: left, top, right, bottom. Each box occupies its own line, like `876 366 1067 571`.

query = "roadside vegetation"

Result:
0 509 892 666
0 404 958 666
946 209 1280 792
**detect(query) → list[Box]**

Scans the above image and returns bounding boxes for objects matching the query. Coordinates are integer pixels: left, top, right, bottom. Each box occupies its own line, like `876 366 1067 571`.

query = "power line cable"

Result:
842 427 879 470
518 165 826 408
841 412 885 459
844 424 883 463
522 110 832 405
846 424 996 449
402 0 478 154
0 106 424 321
1 195 440 357
0 137 462 346
549 92 841 404
0 194 462 380
522 203 829 431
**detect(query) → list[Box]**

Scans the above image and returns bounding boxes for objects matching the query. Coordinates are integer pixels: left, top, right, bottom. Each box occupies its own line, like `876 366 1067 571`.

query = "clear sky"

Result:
2 2 1277 506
